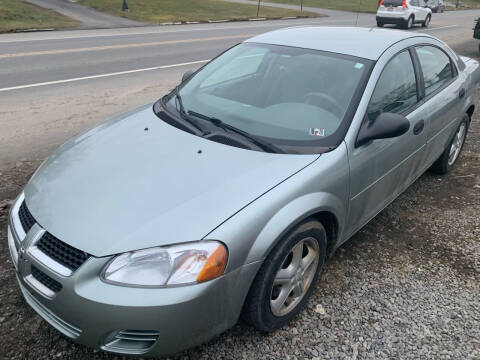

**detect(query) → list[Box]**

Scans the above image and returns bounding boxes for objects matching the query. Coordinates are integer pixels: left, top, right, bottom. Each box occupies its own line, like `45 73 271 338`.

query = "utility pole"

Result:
122 0 128 11
455 0 460 8
301 0 303 11
257 0 261 17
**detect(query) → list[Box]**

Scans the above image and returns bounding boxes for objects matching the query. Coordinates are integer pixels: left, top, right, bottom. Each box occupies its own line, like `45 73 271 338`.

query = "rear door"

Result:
413 44 463 166
410 0 429 21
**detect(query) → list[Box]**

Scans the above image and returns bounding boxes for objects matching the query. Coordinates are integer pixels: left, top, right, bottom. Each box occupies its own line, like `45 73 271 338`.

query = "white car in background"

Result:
376 0 432 29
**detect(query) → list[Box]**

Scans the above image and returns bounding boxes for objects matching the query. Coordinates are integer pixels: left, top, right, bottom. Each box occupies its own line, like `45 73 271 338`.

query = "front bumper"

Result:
8 198 261 356
14 261 259 356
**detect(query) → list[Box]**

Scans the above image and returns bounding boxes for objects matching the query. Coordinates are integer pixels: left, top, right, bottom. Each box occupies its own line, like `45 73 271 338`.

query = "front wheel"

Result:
429 115 469 174
377 20 384 27
242 220 327 332
422 14 431 27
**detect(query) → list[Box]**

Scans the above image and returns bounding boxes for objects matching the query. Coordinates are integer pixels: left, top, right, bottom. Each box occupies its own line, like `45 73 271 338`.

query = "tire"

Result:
422 14 431 27
377 20 384 27
242 220 327 332
429 115 469 174
402 15 414 29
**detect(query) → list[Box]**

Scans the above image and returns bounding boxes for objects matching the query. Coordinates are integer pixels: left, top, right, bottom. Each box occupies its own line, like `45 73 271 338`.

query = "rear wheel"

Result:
422 14 431 27
402 15 414 29
242 220 327 331
429 115 469 174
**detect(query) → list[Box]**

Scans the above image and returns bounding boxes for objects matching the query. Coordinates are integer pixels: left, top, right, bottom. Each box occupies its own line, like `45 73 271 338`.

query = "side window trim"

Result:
409 46 425 101
412 44 458 103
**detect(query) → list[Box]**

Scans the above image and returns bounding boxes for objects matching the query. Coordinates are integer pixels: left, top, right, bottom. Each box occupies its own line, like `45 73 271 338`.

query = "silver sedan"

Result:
7 27 479 357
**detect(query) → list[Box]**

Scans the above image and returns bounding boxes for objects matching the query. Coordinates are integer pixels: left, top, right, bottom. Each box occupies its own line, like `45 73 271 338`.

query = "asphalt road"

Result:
1 9 480 168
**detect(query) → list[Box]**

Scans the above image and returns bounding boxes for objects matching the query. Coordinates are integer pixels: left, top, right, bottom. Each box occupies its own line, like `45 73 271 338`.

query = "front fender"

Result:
206 143 350 273
244 192 345 265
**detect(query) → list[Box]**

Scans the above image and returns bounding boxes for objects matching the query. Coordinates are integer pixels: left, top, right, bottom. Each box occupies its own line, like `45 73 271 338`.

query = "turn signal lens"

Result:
197 245 228 283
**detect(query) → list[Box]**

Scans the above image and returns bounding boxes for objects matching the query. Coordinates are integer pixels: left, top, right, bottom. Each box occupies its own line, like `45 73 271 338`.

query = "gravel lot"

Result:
1 45 480 360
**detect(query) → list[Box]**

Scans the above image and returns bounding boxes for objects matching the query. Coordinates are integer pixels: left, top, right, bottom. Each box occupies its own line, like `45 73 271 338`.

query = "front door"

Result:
346 49 428 235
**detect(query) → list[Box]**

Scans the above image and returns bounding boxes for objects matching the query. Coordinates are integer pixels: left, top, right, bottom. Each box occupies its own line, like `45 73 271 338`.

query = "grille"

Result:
37 233 90 271
31 266 63 293
18 201 36 233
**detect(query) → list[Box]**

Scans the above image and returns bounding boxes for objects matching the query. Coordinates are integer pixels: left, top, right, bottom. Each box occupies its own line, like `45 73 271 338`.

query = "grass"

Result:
446 0 480 9
0 0 80 33
77 0 319 23
265 0 381 13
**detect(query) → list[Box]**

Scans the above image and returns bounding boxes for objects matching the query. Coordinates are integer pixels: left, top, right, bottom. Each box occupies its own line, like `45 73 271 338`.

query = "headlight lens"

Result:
102 241 228 287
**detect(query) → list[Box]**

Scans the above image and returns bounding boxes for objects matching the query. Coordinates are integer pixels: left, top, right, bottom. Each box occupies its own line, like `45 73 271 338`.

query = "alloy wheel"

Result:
448 123 467 166
270 237 319 317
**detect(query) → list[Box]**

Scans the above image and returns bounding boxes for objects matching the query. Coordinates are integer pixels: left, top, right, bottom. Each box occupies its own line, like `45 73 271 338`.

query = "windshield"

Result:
161 43 372 150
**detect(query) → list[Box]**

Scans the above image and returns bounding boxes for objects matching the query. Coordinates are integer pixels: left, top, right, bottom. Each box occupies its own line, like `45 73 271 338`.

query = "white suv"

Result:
376 0 432 29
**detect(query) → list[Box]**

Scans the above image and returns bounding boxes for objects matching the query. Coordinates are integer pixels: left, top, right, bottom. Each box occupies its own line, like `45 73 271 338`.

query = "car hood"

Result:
25 104 318 257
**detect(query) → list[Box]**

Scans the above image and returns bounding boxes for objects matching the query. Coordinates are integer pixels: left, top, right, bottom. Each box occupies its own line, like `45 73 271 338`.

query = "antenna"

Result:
355 0 362 26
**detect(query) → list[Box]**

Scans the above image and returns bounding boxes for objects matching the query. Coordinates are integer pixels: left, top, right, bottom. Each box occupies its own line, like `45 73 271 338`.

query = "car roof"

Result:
245 26 434 60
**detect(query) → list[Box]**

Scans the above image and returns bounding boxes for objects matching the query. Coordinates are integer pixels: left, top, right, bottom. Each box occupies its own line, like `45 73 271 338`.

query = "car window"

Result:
415 45 454 97
367 50 418 121
163 43 372 146
383 0 404 6
411 0 420 6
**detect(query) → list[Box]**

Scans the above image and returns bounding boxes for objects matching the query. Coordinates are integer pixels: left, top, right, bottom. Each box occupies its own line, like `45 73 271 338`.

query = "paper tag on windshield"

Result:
309 128 325 137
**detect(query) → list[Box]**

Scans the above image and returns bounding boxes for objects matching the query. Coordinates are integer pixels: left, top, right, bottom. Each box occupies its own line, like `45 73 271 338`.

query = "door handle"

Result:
413 120 425 135
459 88 466 99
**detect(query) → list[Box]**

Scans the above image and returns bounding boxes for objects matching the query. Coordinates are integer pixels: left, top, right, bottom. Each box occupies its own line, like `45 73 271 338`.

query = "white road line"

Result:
417 25 458 31
0 59 209 93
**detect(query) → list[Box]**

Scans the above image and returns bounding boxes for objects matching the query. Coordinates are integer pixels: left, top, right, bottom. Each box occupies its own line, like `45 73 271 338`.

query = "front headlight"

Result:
102 241 228 287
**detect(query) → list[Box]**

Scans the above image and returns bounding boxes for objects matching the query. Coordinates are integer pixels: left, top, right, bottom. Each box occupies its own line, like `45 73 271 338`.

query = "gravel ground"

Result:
1 114 479 360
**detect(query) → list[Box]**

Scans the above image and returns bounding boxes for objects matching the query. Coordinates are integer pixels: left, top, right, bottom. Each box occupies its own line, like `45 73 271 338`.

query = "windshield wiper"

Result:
187 110 283 153
172 88 205 134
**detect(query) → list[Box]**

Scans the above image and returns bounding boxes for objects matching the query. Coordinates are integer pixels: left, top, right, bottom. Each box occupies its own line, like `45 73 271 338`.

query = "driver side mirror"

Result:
182 70 194 83
356 112 410 147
